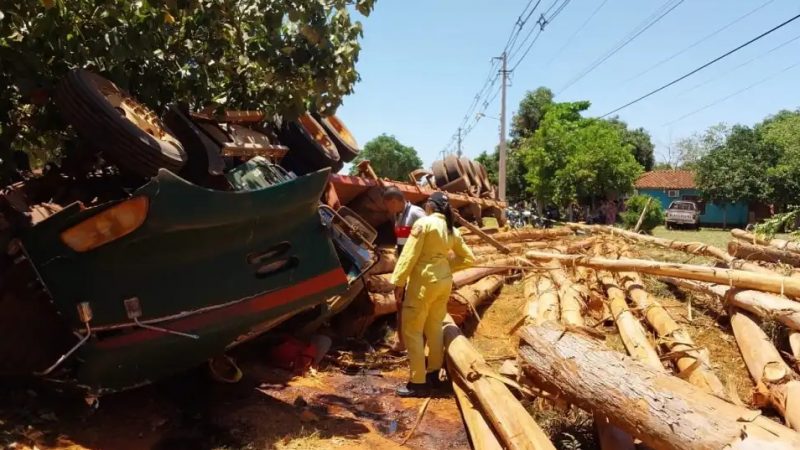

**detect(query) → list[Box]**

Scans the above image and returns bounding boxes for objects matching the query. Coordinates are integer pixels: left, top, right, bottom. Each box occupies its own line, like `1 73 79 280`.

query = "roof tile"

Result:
635 170 696 189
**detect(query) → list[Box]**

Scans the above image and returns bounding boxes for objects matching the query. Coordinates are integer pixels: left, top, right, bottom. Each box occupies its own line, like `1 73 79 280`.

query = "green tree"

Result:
350 134 422 180
475 150 498 185
474 148 528 202
607 117 655 171
510 87 554 142
0 0 375 180
760 109 800 207
674 123 730 169
695 125 779 227
621 194 664 233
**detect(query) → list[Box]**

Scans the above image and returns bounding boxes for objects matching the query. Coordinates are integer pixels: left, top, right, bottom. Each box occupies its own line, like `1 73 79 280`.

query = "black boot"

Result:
396 382 429 398
426 370 450 391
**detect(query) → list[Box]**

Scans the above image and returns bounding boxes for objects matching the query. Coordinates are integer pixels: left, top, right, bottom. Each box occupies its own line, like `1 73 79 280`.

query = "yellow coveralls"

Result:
390 213 475 384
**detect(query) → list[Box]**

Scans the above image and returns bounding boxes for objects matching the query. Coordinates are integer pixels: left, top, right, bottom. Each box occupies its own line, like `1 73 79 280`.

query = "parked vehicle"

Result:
665 200 701 230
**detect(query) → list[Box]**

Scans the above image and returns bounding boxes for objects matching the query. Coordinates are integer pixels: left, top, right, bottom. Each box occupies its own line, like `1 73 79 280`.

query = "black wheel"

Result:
432 160 448 187
56 69 187 178
444 154 464 181
163 104 228 188
277 113 340 175
314 114 360 163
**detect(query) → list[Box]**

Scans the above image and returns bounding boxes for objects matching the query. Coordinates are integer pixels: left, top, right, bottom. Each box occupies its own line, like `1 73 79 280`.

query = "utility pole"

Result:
456 127 462 157
498 51 508 202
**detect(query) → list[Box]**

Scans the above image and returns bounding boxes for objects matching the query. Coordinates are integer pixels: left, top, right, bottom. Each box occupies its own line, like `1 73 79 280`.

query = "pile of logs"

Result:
437 224 800 449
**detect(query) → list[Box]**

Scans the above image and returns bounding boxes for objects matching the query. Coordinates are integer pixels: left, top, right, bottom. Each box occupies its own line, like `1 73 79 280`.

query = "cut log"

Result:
453 259 515 288
566 236 597 254
444 318 556 450
616 270 727 398
448 275 504 325
472 241 532 256
365 273 394 293
463 227 572 245
550 268 587 326
732 228 800 254
568 223 772 274
633 197 652 233
662 278 800 332
367 247 397 276
527 273 559 326
525 250 800 298
517 323 800 450
730 309 800 430
368 292 397 316
729 240 800 267
451 374 504 450
598 272 663 370
791 332 800 361
454 211 511 254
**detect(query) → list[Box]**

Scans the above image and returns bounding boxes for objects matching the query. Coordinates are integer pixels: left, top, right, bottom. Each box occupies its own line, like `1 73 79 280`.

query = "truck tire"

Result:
432 160 448 187
56 69 187 178
278 113 341 175
314 114 360 162
444 154 464 181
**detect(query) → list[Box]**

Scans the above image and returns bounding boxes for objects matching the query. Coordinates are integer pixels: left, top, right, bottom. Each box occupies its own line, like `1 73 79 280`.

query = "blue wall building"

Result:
635 170 749 227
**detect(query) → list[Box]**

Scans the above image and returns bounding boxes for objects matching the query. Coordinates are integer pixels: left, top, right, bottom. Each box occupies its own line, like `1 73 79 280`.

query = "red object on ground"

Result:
269 336 318 373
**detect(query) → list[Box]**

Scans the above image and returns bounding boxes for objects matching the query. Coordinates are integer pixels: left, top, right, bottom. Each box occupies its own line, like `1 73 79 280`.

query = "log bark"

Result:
527 274 559 326
367 247 397 276
453 258 515 288
517 324 800 450
472 241 532 256
598 272 662 370
550 268 587 326
463 227 572 245
729 240 800 267
568 223 772 274
616 270 727 398
791 332 800 361
455 211 511 254
525 250 800 298
730 309 800 431
365 273 394 293
368 292 397 316
662 278 800 332
451 374 504 450
444 318 556 450
448 275 504 325
633 197 652 233
732 228 800 254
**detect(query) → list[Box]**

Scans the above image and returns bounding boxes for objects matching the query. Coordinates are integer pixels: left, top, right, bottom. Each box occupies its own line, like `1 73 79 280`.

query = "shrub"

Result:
621 195 664 233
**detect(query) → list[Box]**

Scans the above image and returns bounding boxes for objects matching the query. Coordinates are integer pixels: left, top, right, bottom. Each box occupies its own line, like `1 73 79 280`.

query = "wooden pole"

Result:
451 373 504 450
453 259 515 288
448 275 505 325
730 309 800 431
525 250 800 298
616 270 727 398
568 223 773 274
463 227 572 245
454 211 511 254
662 278 800 332
517 324 800 450
732 228 800 254
633 197 652 233
444 317 556 450
729 240 800 267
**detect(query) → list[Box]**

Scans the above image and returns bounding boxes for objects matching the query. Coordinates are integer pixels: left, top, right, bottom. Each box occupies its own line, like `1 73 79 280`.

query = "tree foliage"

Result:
0 0 375 178
761 110 800 207
474 148 527 201
350 134 422 180
621 194 664 233
607 118 655 171
520 101 642 207
510 87 553 142
674 123 729 169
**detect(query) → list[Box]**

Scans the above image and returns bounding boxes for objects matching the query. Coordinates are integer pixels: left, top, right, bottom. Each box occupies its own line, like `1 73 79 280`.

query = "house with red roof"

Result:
634 170 749 227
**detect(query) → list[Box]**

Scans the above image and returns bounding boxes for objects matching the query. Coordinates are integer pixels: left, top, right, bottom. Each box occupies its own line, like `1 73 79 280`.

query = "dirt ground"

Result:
0 342 467 450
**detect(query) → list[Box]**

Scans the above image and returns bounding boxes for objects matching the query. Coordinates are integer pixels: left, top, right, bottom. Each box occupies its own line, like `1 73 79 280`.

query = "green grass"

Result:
651 225 733 249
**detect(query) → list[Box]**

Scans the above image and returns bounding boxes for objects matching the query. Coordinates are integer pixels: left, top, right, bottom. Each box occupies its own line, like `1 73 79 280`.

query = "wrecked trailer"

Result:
2 157 376 395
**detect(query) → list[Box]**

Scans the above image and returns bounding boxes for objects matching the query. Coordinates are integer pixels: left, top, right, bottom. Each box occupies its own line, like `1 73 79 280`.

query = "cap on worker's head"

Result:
382 186 405 201
428 191 450 209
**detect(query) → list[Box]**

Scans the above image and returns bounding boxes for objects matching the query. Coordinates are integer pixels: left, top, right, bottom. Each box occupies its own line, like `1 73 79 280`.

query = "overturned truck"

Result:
0 69 505 395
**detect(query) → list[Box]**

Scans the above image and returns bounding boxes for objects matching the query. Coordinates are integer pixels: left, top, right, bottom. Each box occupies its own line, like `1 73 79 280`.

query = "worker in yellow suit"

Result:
390 192 474 397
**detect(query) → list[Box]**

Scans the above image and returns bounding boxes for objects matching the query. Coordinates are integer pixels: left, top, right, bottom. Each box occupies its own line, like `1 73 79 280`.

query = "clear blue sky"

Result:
337 0 800 168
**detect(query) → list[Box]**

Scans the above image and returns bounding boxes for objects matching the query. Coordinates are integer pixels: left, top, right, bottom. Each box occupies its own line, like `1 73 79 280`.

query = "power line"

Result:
507 0 559 62
626 0 775 83
509 0 573 72
503 0 542 54
600 11 800 117
544 0 608 68
558 0 685 94
678 31 800 97
663 60 800 126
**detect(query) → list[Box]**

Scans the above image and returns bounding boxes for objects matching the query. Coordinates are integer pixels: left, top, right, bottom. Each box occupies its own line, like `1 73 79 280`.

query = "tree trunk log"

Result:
550 268 588 326
732 228 800 254
598 272 663 370
448 275 505 325
729 240 800 267
633 197 653 233
616 270 727 398
365 273 394 293
453 258 515 288
568 223 772 274
531 274 559 325
525 250 800 298
463 227 572 245
517 323 800 450
730 309 800 431
472 241 533 256
367 247 397 276
451 374 504 450
791 332 800 361
455 211 511 254
444 318 556 450
662 278 800 332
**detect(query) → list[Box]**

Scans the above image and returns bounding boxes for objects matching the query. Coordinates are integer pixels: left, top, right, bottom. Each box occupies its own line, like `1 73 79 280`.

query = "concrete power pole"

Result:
498 52 508 202
457 127 462 157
